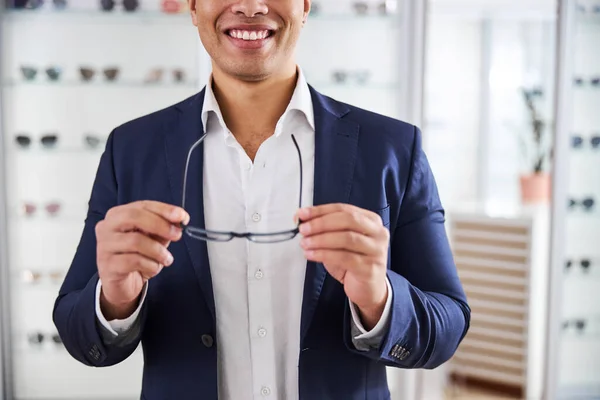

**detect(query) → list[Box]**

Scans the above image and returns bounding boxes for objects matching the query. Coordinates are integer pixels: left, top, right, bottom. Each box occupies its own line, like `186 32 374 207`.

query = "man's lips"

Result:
223 26 276 49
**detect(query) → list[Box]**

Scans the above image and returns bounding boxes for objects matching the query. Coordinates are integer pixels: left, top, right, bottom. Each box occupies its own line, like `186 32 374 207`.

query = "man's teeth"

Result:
228 30 270 40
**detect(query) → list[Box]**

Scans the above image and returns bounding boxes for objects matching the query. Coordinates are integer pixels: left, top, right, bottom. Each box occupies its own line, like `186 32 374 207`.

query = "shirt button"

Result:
255 269 264 279
258 328 267 338
244 162 252 170
261 386 271 396
201 334 214 348
252 213 261 222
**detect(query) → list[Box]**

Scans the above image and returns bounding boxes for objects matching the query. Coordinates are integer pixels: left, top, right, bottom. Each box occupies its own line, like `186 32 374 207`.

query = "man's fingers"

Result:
299 211 381 238
138 200 190 225
106 232 174 266
300 231 378 256
296 203 380 222
111 253 163 280
107 207 183 242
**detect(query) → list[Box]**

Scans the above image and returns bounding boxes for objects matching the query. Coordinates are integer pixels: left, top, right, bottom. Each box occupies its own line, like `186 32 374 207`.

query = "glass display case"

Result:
0 1 203 398
419 0 559 399
546 0 600 398
298 0 425 124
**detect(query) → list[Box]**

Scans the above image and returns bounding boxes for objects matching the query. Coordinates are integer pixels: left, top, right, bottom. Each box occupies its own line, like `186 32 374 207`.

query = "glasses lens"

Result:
591 136 600 148
20 66 37 80
103 68 119 81
16 135 31 148
582 198 595 210
249 229 298 243
80 67 95 81
41 135 58 148
85 135 101 149
173 69 185 82
185 227 233 242
123 0 139 11
22 203 36 216
100 0 115 11
45 202 61 216
45 67 62 81
28 332 44 345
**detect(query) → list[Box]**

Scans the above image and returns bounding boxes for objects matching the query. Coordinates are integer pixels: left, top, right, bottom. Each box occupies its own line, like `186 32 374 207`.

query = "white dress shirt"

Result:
95 68 392 399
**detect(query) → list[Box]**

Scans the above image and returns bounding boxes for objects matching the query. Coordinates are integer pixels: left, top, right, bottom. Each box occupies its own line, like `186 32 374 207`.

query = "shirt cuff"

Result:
95 279 148 337
349 277 393 340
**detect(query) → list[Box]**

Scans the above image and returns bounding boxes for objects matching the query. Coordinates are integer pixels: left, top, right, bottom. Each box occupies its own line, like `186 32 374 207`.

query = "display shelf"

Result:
1 9 191 24
9 214 86 223
3 79 199 89
7 147 104 154
2 8 401 24
7 143 105 157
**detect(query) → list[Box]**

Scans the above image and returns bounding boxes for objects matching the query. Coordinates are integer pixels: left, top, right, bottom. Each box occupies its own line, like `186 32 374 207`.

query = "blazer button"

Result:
201 334 214 348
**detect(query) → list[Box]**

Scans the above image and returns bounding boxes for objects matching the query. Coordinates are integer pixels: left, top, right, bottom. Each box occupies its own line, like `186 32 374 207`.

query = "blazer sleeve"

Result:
344 126 470 369
52 129 147 367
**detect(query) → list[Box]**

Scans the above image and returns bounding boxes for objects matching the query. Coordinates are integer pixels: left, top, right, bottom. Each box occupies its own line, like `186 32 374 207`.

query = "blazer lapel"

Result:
164 89 217 322
300 86 360 343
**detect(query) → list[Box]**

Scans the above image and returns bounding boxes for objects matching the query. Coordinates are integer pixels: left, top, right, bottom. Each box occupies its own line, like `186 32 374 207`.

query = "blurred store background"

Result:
0 0 598 398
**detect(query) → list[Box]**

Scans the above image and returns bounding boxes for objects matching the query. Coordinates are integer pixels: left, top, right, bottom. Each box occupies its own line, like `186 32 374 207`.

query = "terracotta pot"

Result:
520 173 551 204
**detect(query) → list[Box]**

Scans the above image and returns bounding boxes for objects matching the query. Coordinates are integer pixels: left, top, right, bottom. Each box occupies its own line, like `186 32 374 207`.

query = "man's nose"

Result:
230 0 268 17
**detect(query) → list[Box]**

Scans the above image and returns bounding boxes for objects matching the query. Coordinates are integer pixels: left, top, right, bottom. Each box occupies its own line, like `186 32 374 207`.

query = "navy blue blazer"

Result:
53 86 470 400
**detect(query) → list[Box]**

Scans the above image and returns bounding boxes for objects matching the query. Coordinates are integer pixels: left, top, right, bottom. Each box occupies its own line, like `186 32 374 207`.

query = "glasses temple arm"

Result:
181 133 207 225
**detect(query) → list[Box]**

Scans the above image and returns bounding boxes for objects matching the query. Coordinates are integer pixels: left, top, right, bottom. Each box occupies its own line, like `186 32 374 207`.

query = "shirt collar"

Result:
201 67 315 137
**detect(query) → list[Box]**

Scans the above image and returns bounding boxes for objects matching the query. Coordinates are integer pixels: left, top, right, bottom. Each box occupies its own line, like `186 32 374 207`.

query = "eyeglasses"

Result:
144 68 186 84
15 134 58 149
21 201 62 217
79 66 120 82
571 134 600 149
20 65 62 81
181 134 303 243
27 331 63 346
565 258 592 272
562 319 587 333
100 0 139 12
568 197 595 211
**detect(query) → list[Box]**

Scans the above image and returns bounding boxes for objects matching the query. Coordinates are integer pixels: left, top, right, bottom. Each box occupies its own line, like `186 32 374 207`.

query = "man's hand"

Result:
295 204 390 330
95 200 190 320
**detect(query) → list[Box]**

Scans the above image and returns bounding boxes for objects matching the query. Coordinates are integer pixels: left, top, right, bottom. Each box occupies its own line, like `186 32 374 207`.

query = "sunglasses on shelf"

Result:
568 197 595 211
84 134 106 149
79 66 120 82
565 258 592 272
161 0 187 13
352 1 389 15
562 319 587 333
24 0 66 9
27 332 63 346
144 68 186 83
331 69 371 84
20 66 62 81
100 0 139 11
571 134 600 149
15 134 59 149
22 269 64 284
573 76 600 87
21 201 62 217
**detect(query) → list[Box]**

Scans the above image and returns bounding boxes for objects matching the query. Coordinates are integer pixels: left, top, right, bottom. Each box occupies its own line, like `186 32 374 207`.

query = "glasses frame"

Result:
180 133 303 243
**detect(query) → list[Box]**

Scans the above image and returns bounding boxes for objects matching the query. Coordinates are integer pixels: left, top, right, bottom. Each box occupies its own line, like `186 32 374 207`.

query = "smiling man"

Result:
52 0 470 397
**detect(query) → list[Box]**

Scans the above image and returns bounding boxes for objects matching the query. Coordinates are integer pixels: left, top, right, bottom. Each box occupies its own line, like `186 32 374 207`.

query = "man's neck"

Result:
211 64 298 143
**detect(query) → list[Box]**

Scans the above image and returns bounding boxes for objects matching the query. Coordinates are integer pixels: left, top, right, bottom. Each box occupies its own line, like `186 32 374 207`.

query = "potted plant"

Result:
518 87 552 204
